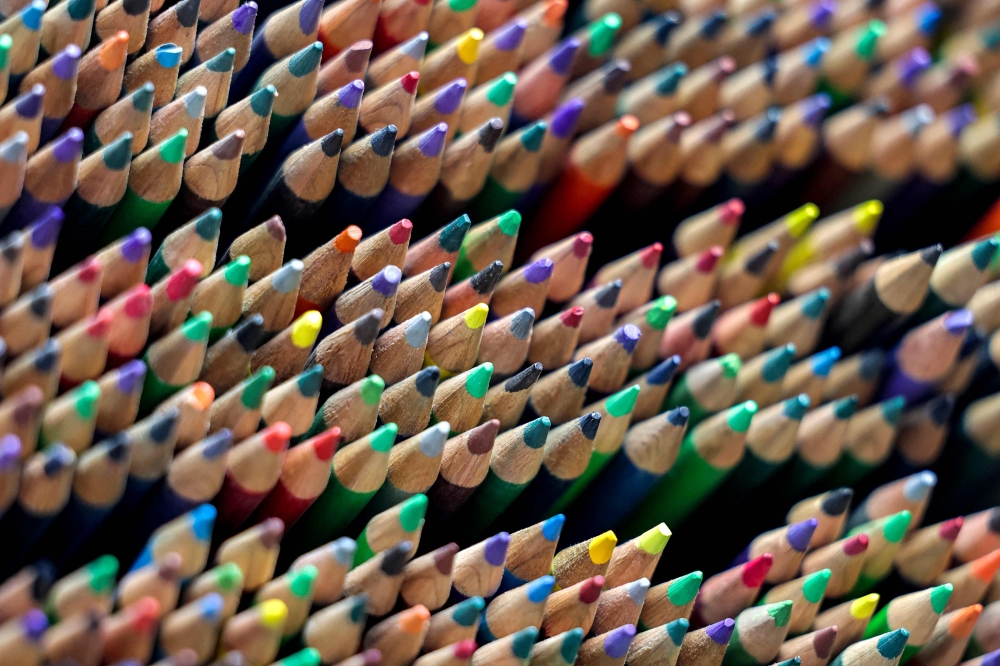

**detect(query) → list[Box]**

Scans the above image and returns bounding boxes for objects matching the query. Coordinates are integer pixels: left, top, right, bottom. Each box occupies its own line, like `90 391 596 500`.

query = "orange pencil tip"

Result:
949 605 983 638
970 548 1000 582
100 32 130 70
191 382 215 407
400 605 431 633
617 115 640 136
335 225 363 253
542 0 568 25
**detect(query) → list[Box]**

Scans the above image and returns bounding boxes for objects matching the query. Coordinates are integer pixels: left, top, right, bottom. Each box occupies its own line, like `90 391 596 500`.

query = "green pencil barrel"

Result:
824 453 874 489
462 469 530 536
291 474 376 553
139 353 186 414
549 449 613 514
100 187 171 245
720 452 782 501
664 376 711 425
472 180 522 222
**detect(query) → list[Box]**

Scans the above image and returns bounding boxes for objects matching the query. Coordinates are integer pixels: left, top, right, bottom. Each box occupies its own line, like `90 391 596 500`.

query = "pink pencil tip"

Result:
574 232 594 257
722 199 744 223
78 256 102 282
389 219 413 244
742 553 773 588
844 533 869 555
940 517 964 542
453 640 477 659
697 246 724 272
401 71 420 93
641 243 663 268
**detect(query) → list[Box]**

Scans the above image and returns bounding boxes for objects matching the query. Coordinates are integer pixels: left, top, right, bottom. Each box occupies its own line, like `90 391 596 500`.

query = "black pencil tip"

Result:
381 540 413 574
595 280 622 308
354 309 384 344
321 129 344 157
175 0 201 27
919 244 943 266
370 125 397 157
692 300 721 338
480 118 504 152
233 314 266 352
429 262 451 292
927 394 955 425
821 488 854 515
415 366 441 397
580 412 602 439
568 357 593 387
746 241 779 275
471 260 504 294
504 362 543 392
150 406 180 442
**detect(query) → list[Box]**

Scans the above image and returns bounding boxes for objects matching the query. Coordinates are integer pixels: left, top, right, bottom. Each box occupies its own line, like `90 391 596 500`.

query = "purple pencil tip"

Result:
551 97 585 138
787 518 818 552
484 532 511 566
121 227 152 262
810 0 835 25
419 123 448 157
16 84 45 118
944 309 974 334
898 47 931 87
802 94 831 126
0 435 21 468
435 78 467 114
232 2 257 34
372 265 402 296
980 651 1000 666
495 19 527 51
604 625 637 658
22 609 48 641
30 207 63 247
524 258 554 284
53 128 84 163
615 324 642 353
947 104 977 136
707 619 736 644
340 79 365 109
52 45 82 80
549 38 580 75
299 0 323 35
117 360 147 393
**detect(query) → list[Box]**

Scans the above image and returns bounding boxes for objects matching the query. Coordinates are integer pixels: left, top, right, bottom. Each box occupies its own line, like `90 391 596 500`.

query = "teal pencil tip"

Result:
783 393 811 420
289 42 324 77
880 396 906 425
193 208 223 240
877 629 910 659
102 132 133 169
521 121 547 151
972 237 1000 270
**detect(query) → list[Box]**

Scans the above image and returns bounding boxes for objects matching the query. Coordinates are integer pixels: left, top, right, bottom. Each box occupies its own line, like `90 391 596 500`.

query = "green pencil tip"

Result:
279 649 321 666
287 565 317 597
589 12 622 55
466 363 493 399
215 562 243 589
523 417 551 449
87 555 119 592
251 85 278 116
103 133 134 170
768 600 793 627
877 629 910 659
289 42 323 77
561 628 585 662
241 366 275 409
666 619 689 646
972 238 1000 270
719 353 741 378
160 129 189 163
224 255 252 285
0 35 11 70
833 395 859 419
511 628 539 659
856 20 885 60
929 584 953 613
360 375 385 405
647 295 678 330
487 72 517 106
883 510 912 543
667 571 703 605
183 311 214 342
521 121 546 151
452 596 485 626
399 494 428 531
496 210 521 236
881 396 906 425
369 423 397 452
74 381 101 418
802 569 831 602
727 401 758 432
193 208 223 240
449 0 476 11
606 384 640 417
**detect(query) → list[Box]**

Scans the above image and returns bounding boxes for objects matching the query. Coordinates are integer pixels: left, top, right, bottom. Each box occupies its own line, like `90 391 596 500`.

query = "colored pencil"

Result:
230 0 322 96
845 510 913 595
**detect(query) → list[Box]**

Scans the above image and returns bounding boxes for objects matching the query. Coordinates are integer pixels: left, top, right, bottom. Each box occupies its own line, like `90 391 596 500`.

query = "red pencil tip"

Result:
311 427 341 461
453 639 477 659
389 219 413 245
262 422 292 452
561 306 585 327
844 534 869 555
580 576 604 603
130 597 161 632
78 256 102 282
123 284 154 318
940 517 964 542
401 71 420 93
641 243 663 268
574 232 594 257
166 260 203 300
697 246 724 272
722 199 745 223
749 293 780 326
742 553 773 587
87 308 113 337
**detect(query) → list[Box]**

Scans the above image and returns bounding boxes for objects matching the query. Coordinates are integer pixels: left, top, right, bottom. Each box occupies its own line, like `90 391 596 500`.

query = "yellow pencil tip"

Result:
259 599 288 628
850 593 879 619
637 523 672 555
853 200 883 234
465 303 489 329
786 203 819 238
589 531 618 564
291 310 323 348
457 28 483 64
